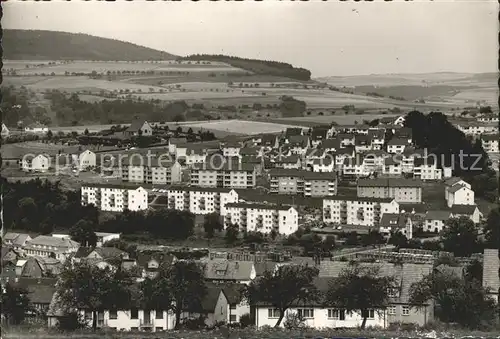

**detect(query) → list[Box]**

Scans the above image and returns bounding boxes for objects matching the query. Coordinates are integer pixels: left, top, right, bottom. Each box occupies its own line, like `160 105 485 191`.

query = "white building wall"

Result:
101 189 126 212
128 188 148 211
78 150 97 170
256 307 386 329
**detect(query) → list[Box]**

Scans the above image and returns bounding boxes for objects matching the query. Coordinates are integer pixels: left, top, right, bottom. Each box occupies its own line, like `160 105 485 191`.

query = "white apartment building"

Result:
20 154 50 172
190 163 256 189
269 169 337 197
382 158 402 176
481 134 499 153
81 184 148 212
343 157 371 178
456 122 498 137
163 187 239 215
119 157 182 185
413 158 442 180
357 178 423 203
224 203 299 235
323 197 400 227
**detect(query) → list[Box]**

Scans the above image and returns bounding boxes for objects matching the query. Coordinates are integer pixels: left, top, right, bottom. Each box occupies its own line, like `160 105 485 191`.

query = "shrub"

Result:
239 313 254 328
57 312 87 331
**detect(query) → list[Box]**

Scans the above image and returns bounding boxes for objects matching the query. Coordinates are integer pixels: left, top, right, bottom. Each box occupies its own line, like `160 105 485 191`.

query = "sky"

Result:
3 0 498 77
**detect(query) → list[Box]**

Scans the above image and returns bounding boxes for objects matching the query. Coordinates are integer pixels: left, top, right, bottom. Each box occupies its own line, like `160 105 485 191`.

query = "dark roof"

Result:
448 184 469 193
269 169 336 180
399 203 427 214
311 128 328 140
127 120 148 132
425 210 452 220
444 177 466 186
74 247 93 259
380 213 407 229
202 259 255 281
136 252 176 269
481 134 499 141
326 195 394 203
414 157 436 166
355 135 370 146
226 202 294 211
388 138 408 146
254 262 278 277
166 186 236 193
219 283 246 305
368 129 386 139
321 138 340 149
83 182 148 190
9 278 58 304
200 286 225 313
285 128 303 137
357 178 423 188
451 204 478 215
192 162 255 172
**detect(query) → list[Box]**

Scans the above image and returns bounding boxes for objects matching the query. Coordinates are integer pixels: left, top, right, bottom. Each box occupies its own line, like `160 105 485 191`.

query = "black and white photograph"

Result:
1 0 499 337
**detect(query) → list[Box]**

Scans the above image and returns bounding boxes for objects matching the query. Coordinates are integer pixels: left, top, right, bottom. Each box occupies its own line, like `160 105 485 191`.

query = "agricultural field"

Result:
168 120 306 135
271 113 400 126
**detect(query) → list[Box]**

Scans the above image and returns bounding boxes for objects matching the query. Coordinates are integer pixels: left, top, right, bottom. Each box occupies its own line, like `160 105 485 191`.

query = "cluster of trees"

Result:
404 110 498 201
3 178 99 235
179 54 312 81
279 96 307 117
2 85 52 127
44 90 190 125
389 213 500 258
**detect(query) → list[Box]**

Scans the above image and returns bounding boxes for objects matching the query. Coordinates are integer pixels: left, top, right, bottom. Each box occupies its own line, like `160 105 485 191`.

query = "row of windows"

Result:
268 308 380 320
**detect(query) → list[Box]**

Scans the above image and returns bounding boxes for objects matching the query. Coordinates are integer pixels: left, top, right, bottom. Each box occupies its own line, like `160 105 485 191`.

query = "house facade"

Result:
357 178 423 203
81 184 148 212
164 187 239 216
224 203 299 235
269 169 337 197
20 154 50 172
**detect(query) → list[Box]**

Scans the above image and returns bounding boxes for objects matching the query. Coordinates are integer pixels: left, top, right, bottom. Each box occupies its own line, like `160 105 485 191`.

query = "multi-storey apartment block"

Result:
81 184 148 212
119 157 182 185
323 196 399 227
224 203 299 235
357 178 423 203
269 169 337 197
190 163 256 189
413 158 442 180
162 186 239 215
481 134 499 153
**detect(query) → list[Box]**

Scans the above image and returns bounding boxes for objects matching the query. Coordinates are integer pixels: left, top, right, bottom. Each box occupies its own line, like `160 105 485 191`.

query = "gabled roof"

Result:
414 157 436 167
481 134 499 141
448 184 470 193
425 210 452 221
311 128 328 140
321 138 340 149
3 232 31 246
380 213 407 229
202 259 254 281
254 262 278 277
127 120 149 132
285 128 303 138
274 155 300 164
89 247 128 259
216 282 246 305
368 129 386 139
27 236 80 249
9 278 57 304
388 138 408 146
451 204 478 215
399 203 427 214
444 177 466 187
288 135 309 147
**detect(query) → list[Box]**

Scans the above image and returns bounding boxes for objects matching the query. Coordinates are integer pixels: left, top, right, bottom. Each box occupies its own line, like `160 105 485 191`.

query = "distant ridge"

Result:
3 29 178 61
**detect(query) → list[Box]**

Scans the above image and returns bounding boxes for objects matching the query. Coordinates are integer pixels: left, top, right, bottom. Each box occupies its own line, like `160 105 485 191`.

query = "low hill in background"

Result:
3 29 178 61
179 54 312 81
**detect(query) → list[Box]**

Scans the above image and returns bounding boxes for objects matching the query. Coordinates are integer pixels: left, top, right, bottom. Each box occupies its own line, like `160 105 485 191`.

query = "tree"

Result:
388 231 408 249
187 127 194 135
483 208 500 248
161 261 207 329
325 263 394 329
409 270 497 329
441 217 479 257
225 223 239 244
57 262 133 330
47 130 53 140
203 213 223 238
245 265 320 327
0 283 31 325
69 219 97 247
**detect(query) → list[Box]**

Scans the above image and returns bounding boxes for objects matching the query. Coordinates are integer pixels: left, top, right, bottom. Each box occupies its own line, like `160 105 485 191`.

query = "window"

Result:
297 308 314 319
268 308 280 319
327 309 345 320
131 308 138 319
388 306 396 315
402 306 410 316
230 314 237 322
361 309 375 319
156 310 163 319
155 327 163 332
230 304 237 310
85 311 92 320
109 309 117 319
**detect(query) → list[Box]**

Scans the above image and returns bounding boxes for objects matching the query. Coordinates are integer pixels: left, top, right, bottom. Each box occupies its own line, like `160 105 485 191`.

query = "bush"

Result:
283 312 307 330
239 313 254 328
57 312 87 331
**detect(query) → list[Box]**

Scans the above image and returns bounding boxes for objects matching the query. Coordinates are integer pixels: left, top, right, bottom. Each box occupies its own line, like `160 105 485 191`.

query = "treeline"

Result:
404 111 498 201
45 90 189 125
2 86 53 127
3 178 99 235
179 54 312 81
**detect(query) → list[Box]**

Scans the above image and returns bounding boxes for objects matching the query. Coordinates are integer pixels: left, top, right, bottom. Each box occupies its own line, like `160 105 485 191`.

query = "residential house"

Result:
382 157 402 176
413 157 442 180
3 277 57 317
323 196 400 228
23 235 80 263
81 184 148 212
221 141 242 157
72 149 97 170
1 123 10 138
343 156 371 179
446 183 474 208
95 232 121 247
125 120 153 137
136 252 177 279
357 178 423 203
286 135 311 155
393 127 413 144
74 247 129 265
260 134 279 150
362 150 388 173
220 283 249 324
182 285 229 327
354 135 372 153
321 138 340 153
224 203 299 235
310 127 329 147
284 127 304 140
164 186 239 216
273 155 302 170
368 129 385 150
338 133 356 148
168 137 188 154
338 125 369 135
270 169 337 197
393 116 406 126
379 213 413 239
424 211 452 233
24 122 48 133
387 138 408 154
20 154 50 172
481 134 499 153
202 259 256 285
451 204 482 224
312 157 335 173
3 232 32 251
333 147 356 171
444 177 471 198
482 249 499 303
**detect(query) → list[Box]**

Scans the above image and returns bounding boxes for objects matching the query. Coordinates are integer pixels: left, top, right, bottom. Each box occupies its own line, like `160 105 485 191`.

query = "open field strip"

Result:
180 119 307 134
24 77 167 92
272 114 400 125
